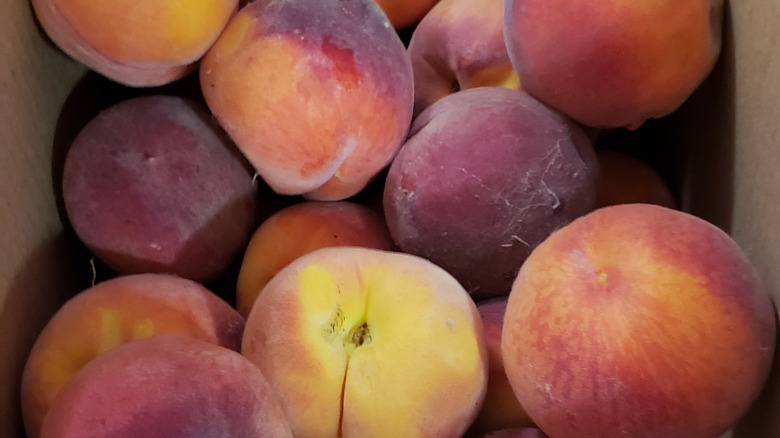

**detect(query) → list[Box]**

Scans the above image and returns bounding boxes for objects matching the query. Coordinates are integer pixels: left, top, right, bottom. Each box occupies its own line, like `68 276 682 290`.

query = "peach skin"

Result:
235 200 396 317
20 273 245 438
503 0 724 129
502 204 776 438
200 0 414 201
408 0 519 116
31 0 238 86
61 95 258 284
383 87 600 300
242 246 488 438
39 335 293 438
466 298 534 437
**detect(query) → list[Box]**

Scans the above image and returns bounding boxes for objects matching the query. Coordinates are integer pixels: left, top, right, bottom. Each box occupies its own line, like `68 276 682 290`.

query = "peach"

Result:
235 200 397 317
502 204 776 437
466 298 533 436
242 246 488 437
503 0 724 129
373 0 441 30
383 87 600 300
596 149 677 208
61 94 258 284
408 0 519 115
21 273 244 438
39 334 292 438
30 0 237 86
200 0 414 201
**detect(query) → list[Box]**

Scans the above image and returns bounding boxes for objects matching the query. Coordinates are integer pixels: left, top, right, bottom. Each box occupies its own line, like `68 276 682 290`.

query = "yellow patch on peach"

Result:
235 201 395 317
294 261 483 436
208 10 253 61
56 0 235 63
461 64 520 91
339 265 482 436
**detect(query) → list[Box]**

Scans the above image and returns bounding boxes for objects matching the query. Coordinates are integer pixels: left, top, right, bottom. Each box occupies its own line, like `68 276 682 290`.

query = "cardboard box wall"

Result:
1 0 778 436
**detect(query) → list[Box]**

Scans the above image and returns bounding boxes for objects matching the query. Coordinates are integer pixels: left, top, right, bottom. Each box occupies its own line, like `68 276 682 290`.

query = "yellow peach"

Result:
31 0 238 86
242 246 488 437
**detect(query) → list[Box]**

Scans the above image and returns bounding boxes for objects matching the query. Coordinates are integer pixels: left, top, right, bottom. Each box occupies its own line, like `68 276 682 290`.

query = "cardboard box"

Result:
1 0 778 436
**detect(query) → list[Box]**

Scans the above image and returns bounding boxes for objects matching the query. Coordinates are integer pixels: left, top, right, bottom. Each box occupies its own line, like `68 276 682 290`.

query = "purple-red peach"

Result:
39 335 292 438
61 94 258 284
383 87 600 300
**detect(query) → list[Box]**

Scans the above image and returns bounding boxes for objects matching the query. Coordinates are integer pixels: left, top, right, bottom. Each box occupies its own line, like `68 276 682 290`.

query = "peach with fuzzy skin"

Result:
31 0 238 86
504 0 724 129
40 335 293 438
383 87 600 300
502 204 776 438
236 201 396 317
61 95 258 284
374 0 441 30
21 273 244 438
466 298 533 436
201 0 414 201
242 246 488 438
408 0 519 116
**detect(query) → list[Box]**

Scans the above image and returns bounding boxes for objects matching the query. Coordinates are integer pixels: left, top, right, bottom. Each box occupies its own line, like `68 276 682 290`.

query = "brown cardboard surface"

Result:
1 1 87 436
0 0 778 436
723 0 780 435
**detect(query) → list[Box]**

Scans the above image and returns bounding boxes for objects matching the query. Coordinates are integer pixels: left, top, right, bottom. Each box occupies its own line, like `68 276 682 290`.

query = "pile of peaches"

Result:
22 0 776 437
